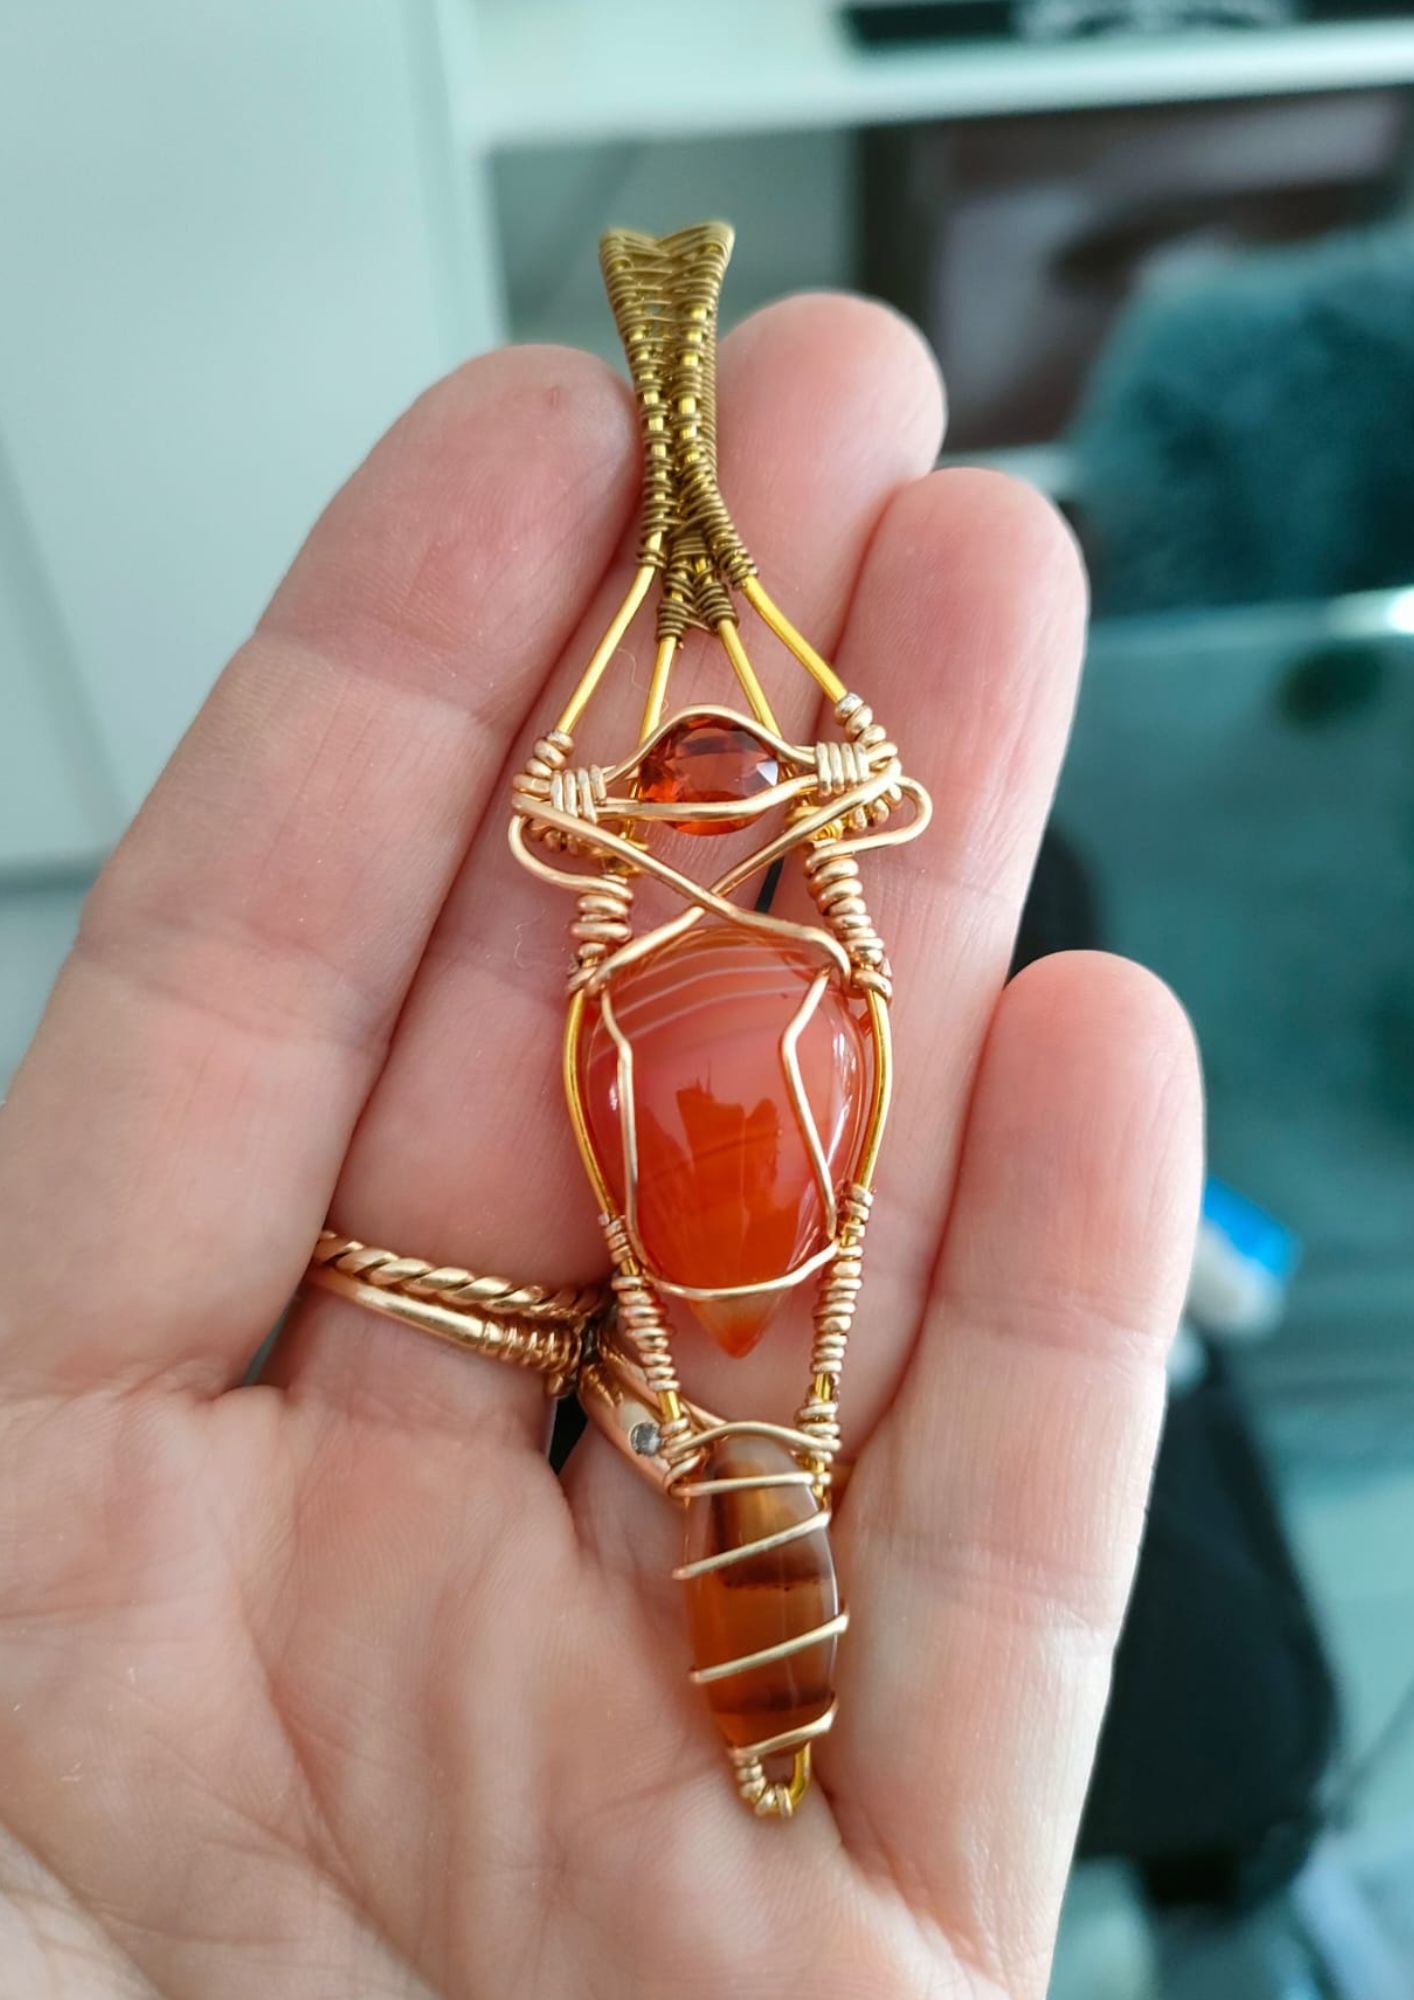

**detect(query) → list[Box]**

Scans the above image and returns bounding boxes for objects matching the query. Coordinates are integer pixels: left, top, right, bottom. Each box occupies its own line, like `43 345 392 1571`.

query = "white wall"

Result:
0 0 497 846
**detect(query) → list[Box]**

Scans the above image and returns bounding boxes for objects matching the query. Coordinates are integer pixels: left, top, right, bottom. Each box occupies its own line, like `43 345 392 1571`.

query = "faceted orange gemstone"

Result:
683 1435 839 1752
639 717 780 835
578 924 869 1355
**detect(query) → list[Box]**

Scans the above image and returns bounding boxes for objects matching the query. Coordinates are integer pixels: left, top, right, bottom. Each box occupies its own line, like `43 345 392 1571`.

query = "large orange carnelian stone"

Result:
683 1434 839 1751
578 923 868 1355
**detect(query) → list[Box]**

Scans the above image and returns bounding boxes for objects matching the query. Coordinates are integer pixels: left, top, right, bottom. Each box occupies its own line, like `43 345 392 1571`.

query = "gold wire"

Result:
302 1250 591 1394
784 1748 814 1811
556 558 659 736
565 988 687 1438
562 988 613 1212
716 619 782 731
640 634 680 740
741 575 847 704
509 809 852 986
857 987 894 1188
689 1611 849 1685
610 702 808 783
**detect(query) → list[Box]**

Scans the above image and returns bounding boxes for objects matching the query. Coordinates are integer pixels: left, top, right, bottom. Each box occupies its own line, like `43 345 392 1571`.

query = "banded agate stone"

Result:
578 923 868 1355
683 1435 839 1752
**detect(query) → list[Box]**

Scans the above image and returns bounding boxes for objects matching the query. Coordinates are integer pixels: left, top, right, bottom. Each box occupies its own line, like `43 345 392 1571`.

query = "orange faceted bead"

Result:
639 717 780 834
683 1435 839 1752
578 924 869 1355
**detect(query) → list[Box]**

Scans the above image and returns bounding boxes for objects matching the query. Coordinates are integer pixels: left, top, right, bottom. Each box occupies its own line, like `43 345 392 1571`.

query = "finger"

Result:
0 348 638 1396
272 295 946 1435
833 951 1203 1991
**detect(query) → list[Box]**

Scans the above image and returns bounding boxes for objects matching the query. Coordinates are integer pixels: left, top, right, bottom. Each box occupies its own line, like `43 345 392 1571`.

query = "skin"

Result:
0 295 1202 2000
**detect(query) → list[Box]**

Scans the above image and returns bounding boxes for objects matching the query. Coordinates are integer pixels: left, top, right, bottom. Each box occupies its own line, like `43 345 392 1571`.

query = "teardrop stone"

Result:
683 1435 839 1752
639 717 780 835
578 924 868 1355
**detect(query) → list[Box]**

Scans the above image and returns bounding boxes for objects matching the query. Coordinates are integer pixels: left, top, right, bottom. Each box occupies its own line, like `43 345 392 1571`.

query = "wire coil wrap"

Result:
600 1216 696 1467
797 1184 873 1461
304 1231 599 1396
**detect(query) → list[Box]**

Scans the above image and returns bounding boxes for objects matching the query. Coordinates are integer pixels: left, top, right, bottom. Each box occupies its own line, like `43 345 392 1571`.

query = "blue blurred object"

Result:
1189 1176 1301 1342
1204 1177 1301 1281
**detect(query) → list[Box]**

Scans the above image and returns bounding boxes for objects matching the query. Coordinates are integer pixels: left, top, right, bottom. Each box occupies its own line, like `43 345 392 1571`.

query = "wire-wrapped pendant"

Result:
509 222 930 1818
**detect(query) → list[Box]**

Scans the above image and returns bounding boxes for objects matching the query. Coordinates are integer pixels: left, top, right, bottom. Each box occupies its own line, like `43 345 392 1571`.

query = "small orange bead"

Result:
683 1435 839 1753
639 717 780 835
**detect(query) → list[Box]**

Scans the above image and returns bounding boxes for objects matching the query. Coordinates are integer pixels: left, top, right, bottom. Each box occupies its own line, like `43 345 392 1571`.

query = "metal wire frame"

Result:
507 219 932 1817
508 759 931 1000
536 728 899 1815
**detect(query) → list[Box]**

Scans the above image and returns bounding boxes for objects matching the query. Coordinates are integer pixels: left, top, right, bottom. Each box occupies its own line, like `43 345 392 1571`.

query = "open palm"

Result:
0 296 1201 1999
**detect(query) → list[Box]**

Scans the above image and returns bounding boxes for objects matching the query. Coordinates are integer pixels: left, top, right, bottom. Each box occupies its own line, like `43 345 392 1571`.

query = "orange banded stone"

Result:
578 923 869 1354
683 1435 839 1752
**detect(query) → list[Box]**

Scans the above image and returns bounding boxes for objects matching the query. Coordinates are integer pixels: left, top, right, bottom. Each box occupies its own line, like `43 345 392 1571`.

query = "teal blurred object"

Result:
1073 228 1414 614
1060 592 1414 1461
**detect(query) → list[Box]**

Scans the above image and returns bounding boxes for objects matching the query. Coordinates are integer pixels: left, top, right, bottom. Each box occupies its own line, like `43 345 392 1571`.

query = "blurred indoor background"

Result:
4 5 1414 1992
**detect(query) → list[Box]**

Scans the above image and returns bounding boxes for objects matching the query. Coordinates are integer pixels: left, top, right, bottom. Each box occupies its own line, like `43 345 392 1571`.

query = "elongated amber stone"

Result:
683 1435 839 1752
578 924 869 1354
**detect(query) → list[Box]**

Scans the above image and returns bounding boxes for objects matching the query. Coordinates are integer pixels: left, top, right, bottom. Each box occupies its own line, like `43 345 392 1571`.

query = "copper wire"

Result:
666 1416 849 1818
304 1232 599 1396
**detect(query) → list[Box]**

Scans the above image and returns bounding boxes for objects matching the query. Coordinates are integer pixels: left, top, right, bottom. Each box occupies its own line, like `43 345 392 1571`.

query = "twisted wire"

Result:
310 1230 604 1324
304 1233 600 1394
796 1185 873 1459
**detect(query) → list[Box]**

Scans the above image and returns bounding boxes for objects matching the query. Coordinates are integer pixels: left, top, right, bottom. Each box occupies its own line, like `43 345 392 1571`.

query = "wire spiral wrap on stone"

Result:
796 1185 873 1460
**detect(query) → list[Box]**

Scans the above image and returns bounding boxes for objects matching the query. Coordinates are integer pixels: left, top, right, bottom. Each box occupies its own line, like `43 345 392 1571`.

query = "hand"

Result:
0 297 1201 1999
